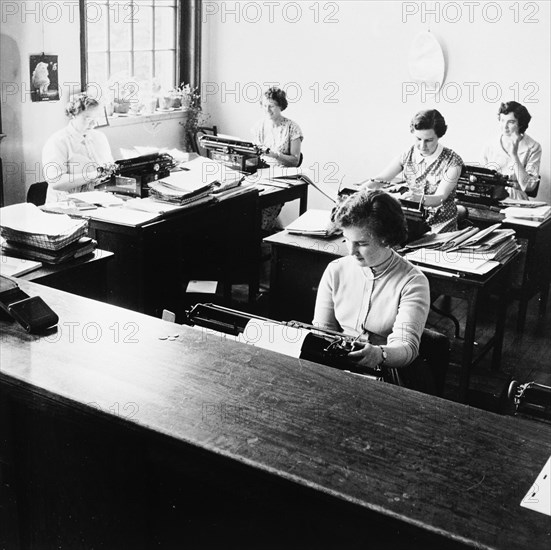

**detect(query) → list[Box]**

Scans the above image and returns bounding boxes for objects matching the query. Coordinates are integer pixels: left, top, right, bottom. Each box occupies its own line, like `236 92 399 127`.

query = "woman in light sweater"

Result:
313 189 430 384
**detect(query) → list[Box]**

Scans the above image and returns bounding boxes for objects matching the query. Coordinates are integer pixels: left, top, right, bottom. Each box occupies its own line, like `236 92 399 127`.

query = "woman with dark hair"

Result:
252 87 304 231
363 109 463 233
253 87 303 168
313 189 430 375
483 101 541 200
42 92 114 203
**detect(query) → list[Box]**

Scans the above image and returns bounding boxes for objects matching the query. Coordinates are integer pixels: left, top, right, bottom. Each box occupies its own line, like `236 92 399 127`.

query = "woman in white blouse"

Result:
483 101 541 201
252 87 303 231
42 92 114 203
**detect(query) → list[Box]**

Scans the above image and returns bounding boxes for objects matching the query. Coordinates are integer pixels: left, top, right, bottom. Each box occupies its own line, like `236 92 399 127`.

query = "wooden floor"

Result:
224 279 550 415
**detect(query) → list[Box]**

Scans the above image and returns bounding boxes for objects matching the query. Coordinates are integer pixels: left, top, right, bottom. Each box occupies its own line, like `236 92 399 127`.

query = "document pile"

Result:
0 203 96 264
502 204 551 222
285 209 337 237
404 223 518 276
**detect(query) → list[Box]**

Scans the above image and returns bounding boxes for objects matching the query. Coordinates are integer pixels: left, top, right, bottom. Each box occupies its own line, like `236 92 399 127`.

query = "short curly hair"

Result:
498 101 532 134
410 109 447 138
65 93 100 118
334 189 408 247
263 87 288 111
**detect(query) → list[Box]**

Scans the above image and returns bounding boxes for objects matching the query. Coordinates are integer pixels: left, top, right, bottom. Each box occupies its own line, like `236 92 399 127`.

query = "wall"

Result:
201 0 551 218
2 1 549 208
0 1 186 206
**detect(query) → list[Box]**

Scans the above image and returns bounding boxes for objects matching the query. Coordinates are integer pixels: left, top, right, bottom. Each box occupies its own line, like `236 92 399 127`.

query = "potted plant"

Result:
177 83 206 151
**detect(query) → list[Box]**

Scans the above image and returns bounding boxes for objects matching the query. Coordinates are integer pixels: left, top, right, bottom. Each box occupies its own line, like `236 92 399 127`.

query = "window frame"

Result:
79 0 201 93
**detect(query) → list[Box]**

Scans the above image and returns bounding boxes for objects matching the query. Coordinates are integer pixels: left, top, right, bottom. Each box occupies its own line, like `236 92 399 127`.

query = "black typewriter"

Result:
199 135 264 173
337 183 430 243
456 165 513 206
508 380 551 423
102 153 174 198
185 303 395 382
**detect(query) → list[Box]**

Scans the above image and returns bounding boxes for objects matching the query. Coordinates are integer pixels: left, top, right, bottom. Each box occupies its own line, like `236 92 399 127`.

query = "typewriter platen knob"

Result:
153 163 160 172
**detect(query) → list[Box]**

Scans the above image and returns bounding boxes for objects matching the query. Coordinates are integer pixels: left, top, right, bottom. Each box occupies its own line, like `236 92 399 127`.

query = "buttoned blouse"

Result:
42 122 114 203
483 134 541 200
400 143 464 233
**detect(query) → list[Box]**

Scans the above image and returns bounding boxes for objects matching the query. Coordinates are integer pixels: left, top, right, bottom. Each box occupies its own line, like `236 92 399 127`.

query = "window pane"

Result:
86 3 108 52
111 52 132 77
155 51 175 90
87 52 109 87
134 51 153 81
133 6 153 50
155 7 175 50
110 4 132 51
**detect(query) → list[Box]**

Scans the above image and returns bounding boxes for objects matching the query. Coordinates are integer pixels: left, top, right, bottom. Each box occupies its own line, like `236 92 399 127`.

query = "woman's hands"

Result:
347 342 385 370
503 131 523 158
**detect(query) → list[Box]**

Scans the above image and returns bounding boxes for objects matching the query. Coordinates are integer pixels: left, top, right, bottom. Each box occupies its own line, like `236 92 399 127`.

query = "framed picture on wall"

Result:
29 54 60 102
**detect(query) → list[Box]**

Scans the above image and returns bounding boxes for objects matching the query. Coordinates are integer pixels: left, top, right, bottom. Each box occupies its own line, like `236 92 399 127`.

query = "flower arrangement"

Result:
176 83 208 151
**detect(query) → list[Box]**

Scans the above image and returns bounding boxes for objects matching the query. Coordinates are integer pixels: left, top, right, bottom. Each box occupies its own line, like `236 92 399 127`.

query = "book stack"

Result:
0 203 94 265
1 236 97 264
405 223 519 276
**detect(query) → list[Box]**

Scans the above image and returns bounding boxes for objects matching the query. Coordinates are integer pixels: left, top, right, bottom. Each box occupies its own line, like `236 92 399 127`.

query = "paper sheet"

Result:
521 455 551 516
0 203 83 236
238 319 308 358
186 280 218 294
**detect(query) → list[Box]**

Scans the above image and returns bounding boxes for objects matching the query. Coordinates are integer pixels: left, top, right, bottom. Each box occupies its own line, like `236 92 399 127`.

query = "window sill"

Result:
105 110 189 128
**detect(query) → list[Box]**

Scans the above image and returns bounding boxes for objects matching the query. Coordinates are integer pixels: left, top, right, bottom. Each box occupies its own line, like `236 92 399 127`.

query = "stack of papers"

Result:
148 156 243 205
405 222 520 275
502 205 551 222
406 223 518 264
405 248 500 276
285 209 336 237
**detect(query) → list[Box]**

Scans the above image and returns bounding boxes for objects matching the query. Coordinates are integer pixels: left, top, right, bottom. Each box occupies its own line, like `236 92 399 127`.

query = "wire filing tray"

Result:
0 219 88 251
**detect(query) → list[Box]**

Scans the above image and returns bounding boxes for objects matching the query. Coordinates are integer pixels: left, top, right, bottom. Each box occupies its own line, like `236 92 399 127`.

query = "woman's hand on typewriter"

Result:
348 342 385 371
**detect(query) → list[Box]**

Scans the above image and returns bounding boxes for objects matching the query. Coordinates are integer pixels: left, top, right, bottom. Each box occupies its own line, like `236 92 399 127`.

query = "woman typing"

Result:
363 109 463 233
313 189 432 390
42 93 114 203
252 87 303 231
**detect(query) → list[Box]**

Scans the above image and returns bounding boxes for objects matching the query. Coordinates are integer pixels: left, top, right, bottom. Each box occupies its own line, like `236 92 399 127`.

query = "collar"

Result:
413 142 443 165
67 120 87 141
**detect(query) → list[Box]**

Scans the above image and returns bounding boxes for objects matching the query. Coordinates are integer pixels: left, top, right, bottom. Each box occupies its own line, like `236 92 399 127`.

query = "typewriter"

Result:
456 165 513 206
337 183 430 243
186 303 402 383
101 153 174 198
508 380 551 423
199 135 265 173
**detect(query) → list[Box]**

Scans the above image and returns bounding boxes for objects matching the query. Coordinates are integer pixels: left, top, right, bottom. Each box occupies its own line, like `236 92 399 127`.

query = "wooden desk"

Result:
1 281 550 549
265 231 514 403
463 205 551 332
16 249 113 302
255 178 309 214
85 191 260 316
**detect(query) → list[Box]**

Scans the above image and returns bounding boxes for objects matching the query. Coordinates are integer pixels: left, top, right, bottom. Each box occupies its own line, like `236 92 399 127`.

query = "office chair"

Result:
27 181 48 206
525 177 540 198
419 328 450 397
188 125 218 157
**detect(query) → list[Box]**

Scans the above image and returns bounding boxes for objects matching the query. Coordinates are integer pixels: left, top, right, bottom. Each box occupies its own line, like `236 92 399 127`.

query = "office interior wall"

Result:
0 2 186 206
202 0 551 217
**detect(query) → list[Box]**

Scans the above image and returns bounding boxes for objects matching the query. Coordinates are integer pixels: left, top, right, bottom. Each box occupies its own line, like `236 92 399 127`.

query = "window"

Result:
80 0 200 92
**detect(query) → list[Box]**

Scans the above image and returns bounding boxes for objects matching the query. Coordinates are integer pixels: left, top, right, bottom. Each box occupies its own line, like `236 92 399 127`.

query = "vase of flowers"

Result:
177 83 205 151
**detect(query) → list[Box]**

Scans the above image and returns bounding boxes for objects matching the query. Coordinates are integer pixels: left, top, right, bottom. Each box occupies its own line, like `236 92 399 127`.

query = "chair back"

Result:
526 177 540 198
188 125 218 157
419 328 450 397
27 181 48 206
